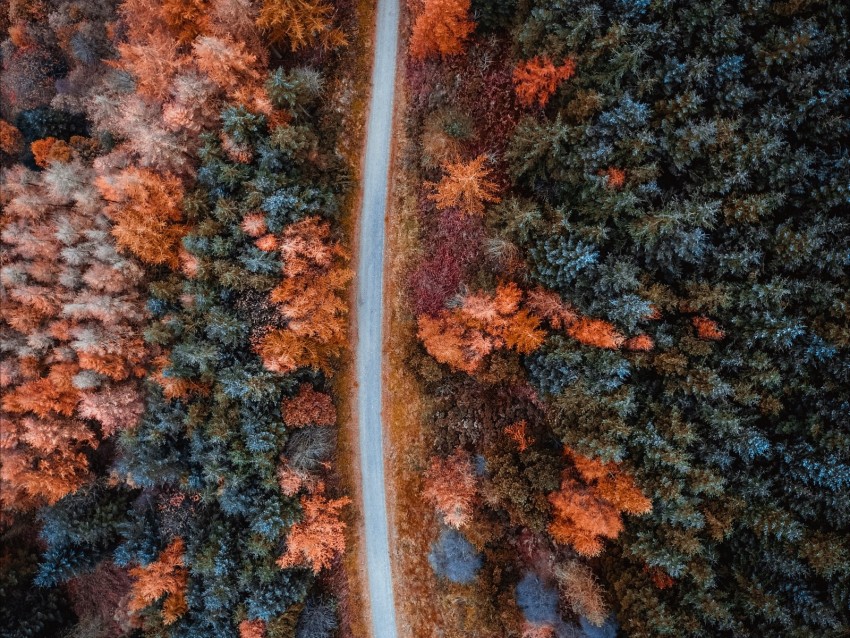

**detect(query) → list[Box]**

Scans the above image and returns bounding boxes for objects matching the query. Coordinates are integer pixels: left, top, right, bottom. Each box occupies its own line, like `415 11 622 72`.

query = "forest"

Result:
1 0 365 635
396 0 850 636
3 0 850 636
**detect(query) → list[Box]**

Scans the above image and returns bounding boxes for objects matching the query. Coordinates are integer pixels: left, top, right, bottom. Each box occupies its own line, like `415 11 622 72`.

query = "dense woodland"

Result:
403 0 850 636
1 0 359 636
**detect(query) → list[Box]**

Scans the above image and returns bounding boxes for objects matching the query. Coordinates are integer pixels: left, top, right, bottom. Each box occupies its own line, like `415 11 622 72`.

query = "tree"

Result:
128 538 189 625
254 217 352 375
282 383 337 427
240 619 267 638
428 527 481 583
160 0 212 43
554 560 608 627
417 282 545 372
277 491 350 574
255 0 346 51
513 57 576 107
423 449 477 528
96 168 188 269
427 154 501 216
548 450 650 557
504 419 533 452
409 0 475 59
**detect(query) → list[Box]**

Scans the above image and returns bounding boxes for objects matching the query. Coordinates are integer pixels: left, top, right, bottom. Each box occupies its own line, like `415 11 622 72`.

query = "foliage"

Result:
427 154 501 216
255 0 346 51
428 527 482 584
513 57 575 108
409 0 475 59
422 448 477 528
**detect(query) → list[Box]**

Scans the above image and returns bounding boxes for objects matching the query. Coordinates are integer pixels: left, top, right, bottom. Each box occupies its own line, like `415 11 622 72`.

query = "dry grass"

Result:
328 0 377 634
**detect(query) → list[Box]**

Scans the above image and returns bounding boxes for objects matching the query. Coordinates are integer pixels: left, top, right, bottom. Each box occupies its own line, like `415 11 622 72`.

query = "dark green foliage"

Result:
36 483 134 587
111 82 347 634
266 67 324 115
502 0 850 636
0 519 74 638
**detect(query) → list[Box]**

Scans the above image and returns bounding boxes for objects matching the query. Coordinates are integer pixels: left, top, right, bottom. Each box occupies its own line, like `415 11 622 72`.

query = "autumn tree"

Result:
554 559 608 627
504 420 533 452
409 0 475 59
282 383 337 427
277 491 350 574
513 57 576 108
423 449 477 528
256 0 346 51
417 282 545 372
128 538 189 625
96 168 188 269
0 161 146 510
254 217 352 374
427 154 501 216
548 449 650 557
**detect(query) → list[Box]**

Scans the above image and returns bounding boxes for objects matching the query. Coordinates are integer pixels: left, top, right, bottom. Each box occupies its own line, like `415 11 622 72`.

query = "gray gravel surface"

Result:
355 0 400 635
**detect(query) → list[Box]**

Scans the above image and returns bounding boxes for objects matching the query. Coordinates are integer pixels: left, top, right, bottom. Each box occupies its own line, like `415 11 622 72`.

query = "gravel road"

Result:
355 0 400 635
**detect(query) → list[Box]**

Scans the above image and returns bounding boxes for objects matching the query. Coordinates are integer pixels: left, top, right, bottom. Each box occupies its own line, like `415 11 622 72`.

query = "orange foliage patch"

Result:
623 334 654 351
567 317 626 349
128 538 188 625
277 490 350 573
239 619 266 638
504 419 534 452
254 217 351 375
427 154 501 216
417 283 545 373
422 448 477 528
31 137 72 167
548 449 651 557
282 383 337 427
409 0 474 59
0 120 23 154
602 167 626 189
513 56 576 107
256 0 346 51
97 168 188 269
160 0 211 43
692 315 725 341
644 565 675 590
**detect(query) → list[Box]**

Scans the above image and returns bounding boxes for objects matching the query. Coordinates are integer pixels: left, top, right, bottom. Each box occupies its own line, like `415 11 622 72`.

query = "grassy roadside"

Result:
327 0 376 633
383 54 444 636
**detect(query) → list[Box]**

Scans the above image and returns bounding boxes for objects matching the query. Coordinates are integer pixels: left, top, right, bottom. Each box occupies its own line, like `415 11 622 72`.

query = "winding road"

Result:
355 0 400 635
